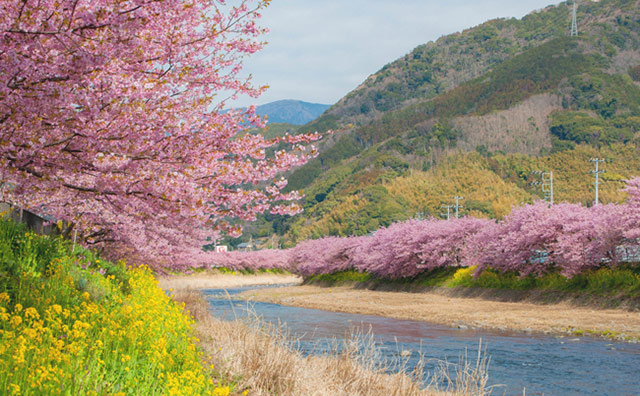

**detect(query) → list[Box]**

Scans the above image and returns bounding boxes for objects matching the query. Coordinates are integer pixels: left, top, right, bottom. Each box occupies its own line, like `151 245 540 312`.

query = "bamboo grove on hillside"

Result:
209 179 640 280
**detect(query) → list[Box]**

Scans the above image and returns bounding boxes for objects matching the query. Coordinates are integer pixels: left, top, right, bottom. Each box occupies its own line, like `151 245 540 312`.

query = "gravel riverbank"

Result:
237 285 640 341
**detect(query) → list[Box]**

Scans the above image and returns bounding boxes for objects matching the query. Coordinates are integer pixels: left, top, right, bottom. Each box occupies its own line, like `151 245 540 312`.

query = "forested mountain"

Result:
233 99 330 125
256 100 330 125
241 0 640 248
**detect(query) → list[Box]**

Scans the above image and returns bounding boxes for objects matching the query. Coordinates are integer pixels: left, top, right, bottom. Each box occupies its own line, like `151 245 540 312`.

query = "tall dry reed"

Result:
173 290 495 396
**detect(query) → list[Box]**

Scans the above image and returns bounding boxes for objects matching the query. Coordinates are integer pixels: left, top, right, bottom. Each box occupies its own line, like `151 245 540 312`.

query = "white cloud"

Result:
229 0 563 107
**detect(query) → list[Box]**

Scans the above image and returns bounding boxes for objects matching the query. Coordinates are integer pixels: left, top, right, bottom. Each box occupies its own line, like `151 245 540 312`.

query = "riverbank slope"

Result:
166 280 488 395
237 285 640 341
0 218 231 395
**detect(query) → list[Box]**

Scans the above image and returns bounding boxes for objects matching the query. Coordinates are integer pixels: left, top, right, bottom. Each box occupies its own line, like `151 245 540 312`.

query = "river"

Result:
204 285 640 396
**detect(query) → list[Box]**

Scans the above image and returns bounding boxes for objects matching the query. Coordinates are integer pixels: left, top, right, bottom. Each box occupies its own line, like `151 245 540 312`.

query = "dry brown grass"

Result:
173 290 493 396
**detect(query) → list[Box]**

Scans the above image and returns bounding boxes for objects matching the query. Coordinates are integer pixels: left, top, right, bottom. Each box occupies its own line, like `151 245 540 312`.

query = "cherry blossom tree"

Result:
206 249 294 272
466 201 628 278
0 0 320 269
467 202 576 277
293 236 361 276
552 203 626 276
286 190 637 279
623 177 640 241
349 217 493 279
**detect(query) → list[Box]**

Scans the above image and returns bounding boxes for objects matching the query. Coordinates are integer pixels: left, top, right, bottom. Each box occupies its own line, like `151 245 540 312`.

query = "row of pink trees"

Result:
467 202 627 277
207 249 295 272
280 217 495 279
217 179 640 277
1 0 320 270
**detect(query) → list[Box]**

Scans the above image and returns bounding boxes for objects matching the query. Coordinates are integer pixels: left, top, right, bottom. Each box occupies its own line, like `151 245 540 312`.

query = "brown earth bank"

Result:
237 285 640 342
158 272 302 290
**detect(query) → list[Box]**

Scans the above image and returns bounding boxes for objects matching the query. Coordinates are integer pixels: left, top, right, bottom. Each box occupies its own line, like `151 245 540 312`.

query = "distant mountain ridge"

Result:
236 100 330 125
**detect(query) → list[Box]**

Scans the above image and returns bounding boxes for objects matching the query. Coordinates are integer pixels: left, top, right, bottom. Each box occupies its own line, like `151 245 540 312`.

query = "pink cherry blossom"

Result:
0 0 321 270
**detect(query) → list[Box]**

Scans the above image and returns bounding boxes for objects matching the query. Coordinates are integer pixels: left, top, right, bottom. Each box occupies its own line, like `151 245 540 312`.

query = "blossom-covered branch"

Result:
1 0 320 269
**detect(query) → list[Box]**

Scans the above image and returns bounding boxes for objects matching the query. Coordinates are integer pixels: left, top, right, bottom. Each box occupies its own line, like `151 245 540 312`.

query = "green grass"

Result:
305 270 371 284
449 265 640 296
174 267 291 276
0 217 235 395
305 265 640 298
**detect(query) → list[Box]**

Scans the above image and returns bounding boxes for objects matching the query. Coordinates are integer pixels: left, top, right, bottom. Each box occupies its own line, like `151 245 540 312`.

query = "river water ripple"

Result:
204 285 640 396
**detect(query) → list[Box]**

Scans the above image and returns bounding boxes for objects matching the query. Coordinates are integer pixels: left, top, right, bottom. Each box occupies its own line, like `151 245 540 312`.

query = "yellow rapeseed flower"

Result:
10 316 22 327
212 386 230 396
0 251 224 396
22 328 37 339
0 307 10 321
24 307 39 320
9 383 20 395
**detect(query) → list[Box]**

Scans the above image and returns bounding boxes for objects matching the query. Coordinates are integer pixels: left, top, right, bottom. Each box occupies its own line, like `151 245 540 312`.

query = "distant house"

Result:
236 242 255 252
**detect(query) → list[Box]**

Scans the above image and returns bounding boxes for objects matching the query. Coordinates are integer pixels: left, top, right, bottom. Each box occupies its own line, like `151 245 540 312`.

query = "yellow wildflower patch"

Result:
1 259 235 395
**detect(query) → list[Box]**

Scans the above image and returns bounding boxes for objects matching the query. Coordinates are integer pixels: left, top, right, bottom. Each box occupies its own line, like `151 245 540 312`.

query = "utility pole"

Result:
570 0 579 37
531 171 554 205
548 171 554 204
589 158 606 206
441 204 454 220
72 227 78 253
453 196 464 218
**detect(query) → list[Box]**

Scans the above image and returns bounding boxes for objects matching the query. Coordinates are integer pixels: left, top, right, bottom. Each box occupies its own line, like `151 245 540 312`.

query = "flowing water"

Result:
204 285 640 396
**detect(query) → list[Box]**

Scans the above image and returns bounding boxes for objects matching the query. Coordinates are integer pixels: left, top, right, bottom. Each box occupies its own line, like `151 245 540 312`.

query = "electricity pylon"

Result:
570 0 578 37
531 171 554 205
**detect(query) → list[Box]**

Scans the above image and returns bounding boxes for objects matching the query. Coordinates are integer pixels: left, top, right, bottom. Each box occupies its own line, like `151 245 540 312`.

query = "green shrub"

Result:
0 218 231 395
315 265 640 298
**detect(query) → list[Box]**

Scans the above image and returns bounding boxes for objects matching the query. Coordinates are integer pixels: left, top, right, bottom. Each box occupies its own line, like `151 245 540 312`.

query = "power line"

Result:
589 158 606 206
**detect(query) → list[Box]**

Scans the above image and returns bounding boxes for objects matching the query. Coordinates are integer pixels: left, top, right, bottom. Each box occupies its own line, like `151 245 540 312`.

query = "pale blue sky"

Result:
230 0 565 108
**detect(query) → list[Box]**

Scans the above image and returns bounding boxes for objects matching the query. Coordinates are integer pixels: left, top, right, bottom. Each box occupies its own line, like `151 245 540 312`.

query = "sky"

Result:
230 0 564 108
